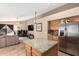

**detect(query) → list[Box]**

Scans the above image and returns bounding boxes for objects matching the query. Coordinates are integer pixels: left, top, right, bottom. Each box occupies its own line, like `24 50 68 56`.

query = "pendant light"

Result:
16 16 20 29
35 11 37 24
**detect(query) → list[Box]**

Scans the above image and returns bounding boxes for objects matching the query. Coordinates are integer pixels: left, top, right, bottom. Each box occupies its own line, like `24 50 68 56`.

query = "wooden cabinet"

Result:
24 44 32 56
32 44 58 56
52 36 58 41
48 35 59 41
48 34 53 40
32 48 42 56
48 20 60 41
66 17 79 22
24 44 58 56
48 34 58 41
24 44 42 56
49 20 60 30
42 44 58 56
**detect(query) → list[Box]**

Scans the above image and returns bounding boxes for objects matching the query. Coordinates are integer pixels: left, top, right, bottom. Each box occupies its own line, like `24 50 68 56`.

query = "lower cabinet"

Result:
24 44 58 56
32 48 42 56
48 34 58 41
48 34 53 40
24 44 41 56
24 44 32 56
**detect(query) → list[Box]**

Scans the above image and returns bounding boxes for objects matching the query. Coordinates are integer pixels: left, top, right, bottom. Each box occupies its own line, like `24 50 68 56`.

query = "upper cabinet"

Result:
48 20 60 41
66 16 79 22
48 20 60 30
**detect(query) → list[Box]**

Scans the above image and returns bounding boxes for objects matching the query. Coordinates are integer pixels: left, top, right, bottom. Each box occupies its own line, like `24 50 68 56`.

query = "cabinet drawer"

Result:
24 44 32 56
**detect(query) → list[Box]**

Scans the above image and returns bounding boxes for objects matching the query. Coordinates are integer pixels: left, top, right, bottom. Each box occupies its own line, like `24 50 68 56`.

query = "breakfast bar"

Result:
23 39 58 56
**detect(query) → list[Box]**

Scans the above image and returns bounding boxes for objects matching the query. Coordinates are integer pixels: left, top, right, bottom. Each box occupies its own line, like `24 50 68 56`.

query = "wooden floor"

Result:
0 43 26 56
0 43 69 56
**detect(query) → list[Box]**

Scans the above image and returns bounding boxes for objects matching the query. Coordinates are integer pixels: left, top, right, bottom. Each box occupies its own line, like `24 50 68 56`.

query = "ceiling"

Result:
0 3 66 21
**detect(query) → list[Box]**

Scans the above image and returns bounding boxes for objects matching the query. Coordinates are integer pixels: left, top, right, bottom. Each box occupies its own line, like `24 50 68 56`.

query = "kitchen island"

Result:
23 39 58 56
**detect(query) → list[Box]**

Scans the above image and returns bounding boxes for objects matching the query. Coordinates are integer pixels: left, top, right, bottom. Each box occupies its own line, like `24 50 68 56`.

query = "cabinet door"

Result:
65 37 79 55
0 37 6 48
24 44 32 56
53 36 58 41
48 34 53 40
32 48 42 56
59 37 67 52
50 20 60 30
66 43 79 55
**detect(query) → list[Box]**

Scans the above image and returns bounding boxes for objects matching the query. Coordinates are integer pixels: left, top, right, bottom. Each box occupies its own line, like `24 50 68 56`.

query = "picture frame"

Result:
36 23 42 32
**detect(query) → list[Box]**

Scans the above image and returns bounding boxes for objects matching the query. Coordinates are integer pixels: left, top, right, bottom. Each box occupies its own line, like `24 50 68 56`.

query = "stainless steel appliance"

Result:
59 20 79 56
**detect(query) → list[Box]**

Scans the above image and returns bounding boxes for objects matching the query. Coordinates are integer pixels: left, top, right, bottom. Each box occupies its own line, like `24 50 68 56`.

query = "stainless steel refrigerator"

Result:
59 20 79 56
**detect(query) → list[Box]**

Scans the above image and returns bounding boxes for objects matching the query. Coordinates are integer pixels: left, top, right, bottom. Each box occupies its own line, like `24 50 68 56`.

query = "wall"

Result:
34 18 48 39
17 21 27 30
26 19 35 34
25 6 79 40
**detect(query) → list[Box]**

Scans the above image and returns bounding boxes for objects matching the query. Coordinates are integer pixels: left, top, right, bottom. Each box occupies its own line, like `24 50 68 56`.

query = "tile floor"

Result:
0 43 69 56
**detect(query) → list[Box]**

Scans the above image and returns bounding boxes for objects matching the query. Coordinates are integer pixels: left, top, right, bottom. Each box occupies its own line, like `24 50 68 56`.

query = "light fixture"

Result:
34 11 37 24
16 16 20 29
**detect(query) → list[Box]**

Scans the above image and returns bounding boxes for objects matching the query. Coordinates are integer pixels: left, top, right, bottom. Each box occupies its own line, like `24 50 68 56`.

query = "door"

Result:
66 22 79 37
66 42 79 55
66 22 79 55
59 23 67 52
59 36 67 52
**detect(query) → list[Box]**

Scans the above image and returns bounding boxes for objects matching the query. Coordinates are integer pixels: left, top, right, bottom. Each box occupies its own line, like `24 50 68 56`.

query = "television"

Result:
28 25 34 31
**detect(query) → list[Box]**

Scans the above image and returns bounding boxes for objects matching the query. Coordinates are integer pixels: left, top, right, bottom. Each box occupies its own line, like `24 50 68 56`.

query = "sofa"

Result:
0 35 19 48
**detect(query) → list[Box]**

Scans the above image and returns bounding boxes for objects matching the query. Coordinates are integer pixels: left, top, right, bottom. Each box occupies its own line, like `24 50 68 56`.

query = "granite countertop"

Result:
23 39 58 53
